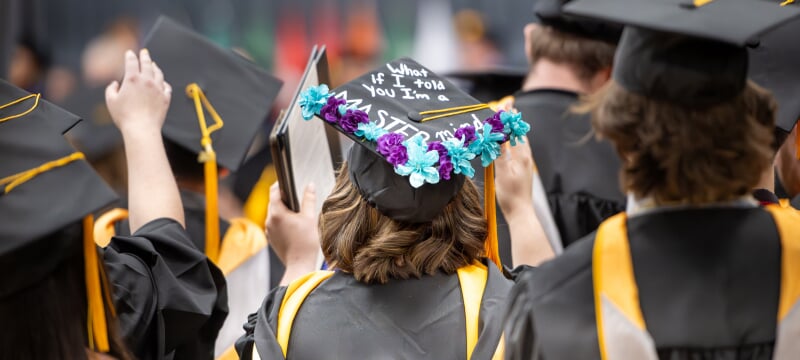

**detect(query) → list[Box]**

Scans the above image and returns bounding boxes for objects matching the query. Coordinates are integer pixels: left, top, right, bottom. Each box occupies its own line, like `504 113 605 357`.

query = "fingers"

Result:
123 50 139 81
151 61 172 99
152 60 164 86
269 182 281 204
300 183 317 217
139 49 155 80
105 80 120 102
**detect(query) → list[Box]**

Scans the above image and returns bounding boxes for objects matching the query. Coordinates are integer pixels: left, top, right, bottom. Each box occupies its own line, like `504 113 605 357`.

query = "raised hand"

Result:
106 49 172 135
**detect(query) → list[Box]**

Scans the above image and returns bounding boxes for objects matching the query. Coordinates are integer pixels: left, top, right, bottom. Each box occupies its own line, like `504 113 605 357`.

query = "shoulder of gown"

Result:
103 218 229 360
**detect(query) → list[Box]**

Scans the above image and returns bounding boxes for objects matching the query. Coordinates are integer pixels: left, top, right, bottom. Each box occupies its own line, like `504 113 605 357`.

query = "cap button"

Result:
407 111 423 122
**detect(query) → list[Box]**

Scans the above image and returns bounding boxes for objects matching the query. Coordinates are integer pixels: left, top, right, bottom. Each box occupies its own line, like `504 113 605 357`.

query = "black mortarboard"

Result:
534 0 623 43
0 81 118 351
445 68 526 103
142 16 282 263
298 58 531 267
749 17 800 134
143 16 283 172
0 80 80 134
60 85 123 161
564 0 800 106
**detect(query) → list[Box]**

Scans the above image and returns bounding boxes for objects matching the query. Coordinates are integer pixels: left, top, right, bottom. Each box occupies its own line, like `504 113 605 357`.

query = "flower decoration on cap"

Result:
443 136 477 178
355 121 388 141
298 84 330 120
320 96 346 123
499 111 530 146
396 134 441 188
468 122 506 167
299 85 530 188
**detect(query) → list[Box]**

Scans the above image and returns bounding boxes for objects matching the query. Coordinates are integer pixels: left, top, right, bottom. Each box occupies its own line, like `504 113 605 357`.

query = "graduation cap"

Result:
563 0 800 107
142 16 283 262
533 0 623 43
748 17 800 157
298 58 531 268
0 83 118 352
60 85 122 161
0 80 80 134
445 68 526 103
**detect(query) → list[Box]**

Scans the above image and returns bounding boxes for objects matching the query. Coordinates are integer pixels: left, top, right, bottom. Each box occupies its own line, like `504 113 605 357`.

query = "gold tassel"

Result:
186 83 224 264
84 215 110 352
484 164 501 269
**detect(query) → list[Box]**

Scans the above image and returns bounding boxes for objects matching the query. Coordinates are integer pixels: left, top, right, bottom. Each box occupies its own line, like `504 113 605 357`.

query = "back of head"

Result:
320 163 488 285
526 24 617 83
527 0 620 83
163 137 208 184
585 79 775 204
0 224 131 360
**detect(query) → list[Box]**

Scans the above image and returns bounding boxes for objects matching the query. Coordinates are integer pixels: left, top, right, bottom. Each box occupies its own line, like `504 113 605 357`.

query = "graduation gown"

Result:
113 190 280 358
103 218 229 360
235 259 512 360
505 206 787 359
514 89 626 247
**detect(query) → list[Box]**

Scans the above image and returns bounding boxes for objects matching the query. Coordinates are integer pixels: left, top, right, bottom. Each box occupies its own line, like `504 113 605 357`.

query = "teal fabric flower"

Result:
468 123 505 167
443 136 477 178
354 121 388 141
298 84 331 120
500 111 530 146
395 134 440 188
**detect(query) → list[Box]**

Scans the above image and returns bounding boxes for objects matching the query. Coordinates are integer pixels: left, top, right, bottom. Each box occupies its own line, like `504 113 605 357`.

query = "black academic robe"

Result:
116 190 286 287
102 218 229 360
235 259 512 360
514 89 626 247
505 207 782 359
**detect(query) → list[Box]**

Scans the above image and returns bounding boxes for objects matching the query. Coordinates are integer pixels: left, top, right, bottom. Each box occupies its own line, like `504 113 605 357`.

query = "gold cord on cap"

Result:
186 83 224 263
0 93 40 123
418 103 490 122
0 92 112 353
0 152 86 193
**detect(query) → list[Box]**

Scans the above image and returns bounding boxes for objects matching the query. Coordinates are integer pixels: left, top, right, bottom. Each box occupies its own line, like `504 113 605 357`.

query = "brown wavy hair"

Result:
579 80 776 205
319 164 487 284
527 24 616 83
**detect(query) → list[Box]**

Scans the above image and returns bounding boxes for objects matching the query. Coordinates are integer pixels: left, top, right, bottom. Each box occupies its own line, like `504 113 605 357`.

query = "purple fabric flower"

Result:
377 133 408 166
427 141 448 158
438 158 453 180
320 96 347 124
427 141 453 180
486 111 505 134
454 125 477 144
339 109 370 133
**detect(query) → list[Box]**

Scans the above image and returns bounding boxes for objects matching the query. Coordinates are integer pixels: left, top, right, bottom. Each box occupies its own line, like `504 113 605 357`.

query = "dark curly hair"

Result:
578 80 776 205
319 164 487 284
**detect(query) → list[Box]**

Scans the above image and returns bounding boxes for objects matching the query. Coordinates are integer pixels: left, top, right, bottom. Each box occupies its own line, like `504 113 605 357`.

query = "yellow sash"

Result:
271 261 499 360
593 206 800 359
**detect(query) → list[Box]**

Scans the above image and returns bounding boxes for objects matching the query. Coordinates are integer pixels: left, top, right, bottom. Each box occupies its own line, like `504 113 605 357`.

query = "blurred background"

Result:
1 0 533 105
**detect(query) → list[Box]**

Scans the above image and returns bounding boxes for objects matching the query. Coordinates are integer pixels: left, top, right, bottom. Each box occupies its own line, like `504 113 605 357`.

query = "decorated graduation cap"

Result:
749 17 800 158
0 80 118 352
299 58 530 268
143 16 283 262
563 0 800 107
533 0 623 43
